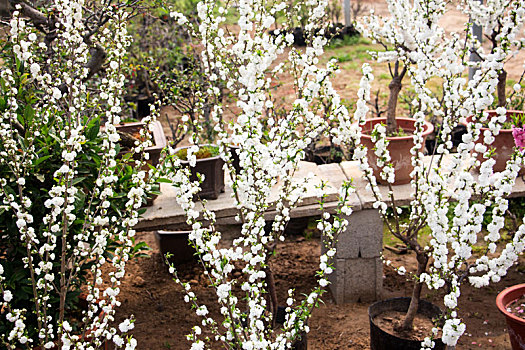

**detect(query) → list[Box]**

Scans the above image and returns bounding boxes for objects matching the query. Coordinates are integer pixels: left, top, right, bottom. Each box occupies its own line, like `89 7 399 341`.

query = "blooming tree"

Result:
463 0 525 108
162 0 357 348
334 0 525 348
0 0 163 348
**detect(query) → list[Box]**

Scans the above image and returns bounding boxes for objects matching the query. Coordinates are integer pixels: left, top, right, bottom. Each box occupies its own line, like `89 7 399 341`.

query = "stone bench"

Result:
135 154 525 304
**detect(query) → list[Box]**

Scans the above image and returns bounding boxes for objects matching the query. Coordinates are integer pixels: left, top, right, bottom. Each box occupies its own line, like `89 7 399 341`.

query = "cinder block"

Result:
337 209 383 259
325 258 346 305
344 257 383 303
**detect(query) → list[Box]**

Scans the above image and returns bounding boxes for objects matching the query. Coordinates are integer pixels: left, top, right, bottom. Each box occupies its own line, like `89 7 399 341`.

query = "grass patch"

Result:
328 34 364 49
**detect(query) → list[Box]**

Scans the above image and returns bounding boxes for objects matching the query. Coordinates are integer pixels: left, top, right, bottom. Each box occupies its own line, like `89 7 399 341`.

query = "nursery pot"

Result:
176 145 225 200
112 120 167 167
136 94 155 120
155 230 196 265
275 306 308 350
462 110 524 173
359 118 434 185
304 145 344 165
368 297 445 350
496 283 525 349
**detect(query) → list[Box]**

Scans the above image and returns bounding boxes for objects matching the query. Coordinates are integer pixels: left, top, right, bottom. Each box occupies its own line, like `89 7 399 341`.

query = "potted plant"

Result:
460 0 525 172
175 144 225 200
112 120 167 167
355 6 434 185
496 284 525 350
343 1 525 348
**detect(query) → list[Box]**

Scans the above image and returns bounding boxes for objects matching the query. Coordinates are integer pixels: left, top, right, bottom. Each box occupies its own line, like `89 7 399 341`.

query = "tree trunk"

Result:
497 70 507 108
0 0 9 17
264 266 278 327
397 252 428 332
386 77 402 135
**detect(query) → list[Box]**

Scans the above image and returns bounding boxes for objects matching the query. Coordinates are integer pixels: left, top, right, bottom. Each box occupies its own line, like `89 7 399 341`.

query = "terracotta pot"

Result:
462 110 524 173
368 297 445 350
496 283 525 350
359 118 434 185
176 145 225 200
154 230 197 265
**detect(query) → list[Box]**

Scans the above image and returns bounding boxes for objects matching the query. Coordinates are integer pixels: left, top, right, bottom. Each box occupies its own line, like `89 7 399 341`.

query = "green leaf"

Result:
33 155 53 167
156 177 172 183
23 104 35 123
71 176 87 186
86 118 100 140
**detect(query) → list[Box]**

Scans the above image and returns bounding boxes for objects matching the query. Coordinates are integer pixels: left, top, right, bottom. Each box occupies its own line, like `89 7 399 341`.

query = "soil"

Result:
507 295 525 320
114 229 523 349
373 311 436 342
175 146 219 161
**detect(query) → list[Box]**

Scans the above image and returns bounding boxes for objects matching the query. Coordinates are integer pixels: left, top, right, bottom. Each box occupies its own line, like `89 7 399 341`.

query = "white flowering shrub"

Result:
0 0 164 348
161 0 357 348
463 0 525 108
334 0 525 348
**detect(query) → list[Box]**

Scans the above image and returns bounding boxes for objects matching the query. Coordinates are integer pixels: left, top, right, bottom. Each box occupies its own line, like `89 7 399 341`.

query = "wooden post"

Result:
344 0 351 27
469 0 483 81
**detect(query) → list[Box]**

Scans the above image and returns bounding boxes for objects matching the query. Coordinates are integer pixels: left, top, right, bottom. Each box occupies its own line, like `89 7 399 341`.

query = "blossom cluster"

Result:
162 0 358 348
0 0 161 348
337 0 525 348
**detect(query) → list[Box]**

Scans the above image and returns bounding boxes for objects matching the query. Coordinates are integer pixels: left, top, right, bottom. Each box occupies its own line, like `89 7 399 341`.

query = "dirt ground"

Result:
113 227 523 349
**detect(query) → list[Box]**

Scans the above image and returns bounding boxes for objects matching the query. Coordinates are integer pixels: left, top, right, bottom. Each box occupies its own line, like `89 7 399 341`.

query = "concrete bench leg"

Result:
322 209 383 304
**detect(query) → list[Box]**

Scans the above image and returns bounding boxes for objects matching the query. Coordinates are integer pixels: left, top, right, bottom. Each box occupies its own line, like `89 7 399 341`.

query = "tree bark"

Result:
386 76 402 135
264 265 278 327
497 70 507 108
397 251 428 332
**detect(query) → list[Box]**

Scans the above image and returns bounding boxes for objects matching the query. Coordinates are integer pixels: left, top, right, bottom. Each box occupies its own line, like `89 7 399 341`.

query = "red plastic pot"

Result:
359 118 434 185
462 110 525 173
496 283 525 350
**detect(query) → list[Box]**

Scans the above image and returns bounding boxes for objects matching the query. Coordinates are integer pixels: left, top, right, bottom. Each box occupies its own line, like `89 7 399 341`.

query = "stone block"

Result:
337 209 383 259
344 257 383 303
326 258 346 305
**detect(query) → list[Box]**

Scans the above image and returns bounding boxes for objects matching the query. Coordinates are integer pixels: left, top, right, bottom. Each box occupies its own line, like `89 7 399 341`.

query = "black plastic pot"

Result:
284 218 309 235
275 306 308 350
368 297 445 350
304 145 344 165
229 145 241 174
154 230 196 265
325 23 360 40
136 95 155 119
176 145 225 200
